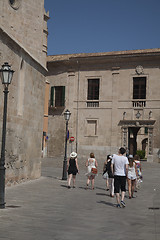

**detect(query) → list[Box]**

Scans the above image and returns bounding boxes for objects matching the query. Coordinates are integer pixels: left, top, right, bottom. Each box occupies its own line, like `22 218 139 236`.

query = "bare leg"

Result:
106 179 109 190
121 191 125 201
127 178 132 198
109 178 114 196
91 176 95 189
73 175 76 187
86 177 90 188
131 180 136 197
116 193 120 204
68 174 72 187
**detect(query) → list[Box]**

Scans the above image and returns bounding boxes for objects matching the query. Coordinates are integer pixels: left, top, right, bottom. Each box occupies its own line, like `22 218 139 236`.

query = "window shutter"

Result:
62 86 65 106
50 86 54 106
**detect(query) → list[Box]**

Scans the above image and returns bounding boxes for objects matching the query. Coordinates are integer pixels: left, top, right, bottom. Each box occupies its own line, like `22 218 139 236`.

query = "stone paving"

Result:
0 157 160 240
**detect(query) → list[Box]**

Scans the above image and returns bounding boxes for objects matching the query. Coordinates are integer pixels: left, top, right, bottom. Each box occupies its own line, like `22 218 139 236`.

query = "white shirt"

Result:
112 154 129 176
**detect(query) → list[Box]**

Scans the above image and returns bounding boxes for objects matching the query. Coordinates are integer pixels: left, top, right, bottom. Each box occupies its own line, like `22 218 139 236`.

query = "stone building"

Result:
0 0 49 184
46 49 160 166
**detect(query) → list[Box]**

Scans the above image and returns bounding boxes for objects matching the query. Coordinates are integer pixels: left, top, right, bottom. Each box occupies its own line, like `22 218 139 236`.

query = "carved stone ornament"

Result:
9 0 21 10
135 65 143 75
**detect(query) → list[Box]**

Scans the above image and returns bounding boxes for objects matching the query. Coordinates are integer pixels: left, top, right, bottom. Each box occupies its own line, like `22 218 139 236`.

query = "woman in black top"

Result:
103 155 114 197
67 152 79 188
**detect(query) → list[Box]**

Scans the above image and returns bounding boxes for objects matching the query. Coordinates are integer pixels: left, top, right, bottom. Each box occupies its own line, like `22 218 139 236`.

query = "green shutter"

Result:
62 86 65 106
50 86 54 106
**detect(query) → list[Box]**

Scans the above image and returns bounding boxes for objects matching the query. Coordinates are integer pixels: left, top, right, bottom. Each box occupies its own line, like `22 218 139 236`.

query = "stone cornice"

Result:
118 120 156 127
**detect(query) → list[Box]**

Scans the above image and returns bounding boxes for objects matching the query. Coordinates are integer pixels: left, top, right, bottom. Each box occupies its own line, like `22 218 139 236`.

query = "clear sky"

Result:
44 0 160 56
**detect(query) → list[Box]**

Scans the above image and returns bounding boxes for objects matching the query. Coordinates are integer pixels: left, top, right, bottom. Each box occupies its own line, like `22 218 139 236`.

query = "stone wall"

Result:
0 29 46 185
0 0 46 66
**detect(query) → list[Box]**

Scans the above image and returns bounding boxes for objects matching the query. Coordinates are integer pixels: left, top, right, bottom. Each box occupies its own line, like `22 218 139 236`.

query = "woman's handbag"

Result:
91 168 98 175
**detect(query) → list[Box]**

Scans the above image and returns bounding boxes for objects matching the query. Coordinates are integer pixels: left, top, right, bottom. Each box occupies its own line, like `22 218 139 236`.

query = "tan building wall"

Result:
0 0 48 185
42 81 50 157
46 49 160 168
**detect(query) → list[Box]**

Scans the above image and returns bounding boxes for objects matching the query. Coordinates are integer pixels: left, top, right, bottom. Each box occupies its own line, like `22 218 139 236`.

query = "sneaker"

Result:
121 200 126 208
116 204 121 208
67 186 71 189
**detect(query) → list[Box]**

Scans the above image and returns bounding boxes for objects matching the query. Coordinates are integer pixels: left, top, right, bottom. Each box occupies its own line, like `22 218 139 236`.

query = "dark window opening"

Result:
50 86 65 107
133 77 146 99
87 79 99 100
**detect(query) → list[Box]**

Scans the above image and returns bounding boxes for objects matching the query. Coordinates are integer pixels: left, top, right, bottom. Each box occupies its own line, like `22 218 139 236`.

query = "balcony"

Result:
132 100 146 108
87 101 99 108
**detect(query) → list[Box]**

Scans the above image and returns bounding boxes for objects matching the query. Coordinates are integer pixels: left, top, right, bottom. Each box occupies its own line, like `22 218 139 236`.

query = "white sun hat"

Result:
70 152 77 158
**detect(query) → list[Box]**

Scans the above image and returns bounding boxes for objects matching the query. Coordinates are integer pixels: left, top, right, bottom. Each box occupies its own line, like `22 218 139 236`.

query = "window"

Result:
133 77 146 99
87 120 97 136
50 86 65 107
145 127 148 134
87 79 99 100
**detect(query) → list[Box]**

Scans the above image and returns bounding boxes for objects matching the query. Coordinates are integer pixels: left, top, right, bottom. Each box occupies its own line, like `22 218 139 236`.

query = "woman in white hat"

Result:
67 152 79 189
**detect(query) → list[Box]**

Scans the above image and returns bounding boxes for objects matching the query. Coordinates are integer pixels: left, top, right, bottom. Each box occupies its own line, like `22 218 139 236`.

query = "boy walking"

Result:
111 147 129 208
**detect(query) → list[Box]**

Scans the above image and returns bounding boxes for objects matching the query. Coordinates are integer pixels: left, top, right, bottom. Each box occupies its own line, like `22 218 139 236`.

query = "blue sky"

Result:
44 0 160 56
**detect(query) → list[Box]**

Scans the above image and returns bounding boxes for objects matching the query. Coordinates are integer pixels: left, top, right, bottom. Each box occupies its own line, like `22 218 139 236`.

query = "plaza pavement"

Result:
0 157 160 240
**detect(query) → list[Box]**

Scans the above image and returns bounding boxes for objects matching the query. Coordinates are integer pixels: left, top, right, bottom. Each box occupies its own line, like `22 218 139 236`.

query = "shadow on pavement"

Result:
96 192 110 197
6 205 21 208
61 184 68 188
97 200 116 208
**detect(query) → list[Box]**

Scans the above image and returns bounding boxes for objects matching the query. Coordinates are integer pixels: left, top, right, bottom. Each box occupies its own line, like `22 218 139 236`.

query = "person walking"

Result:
134 154 143 190
103 155 114 196
102 155 110 191
67 152 79 189
127 155 138 198
111 147 129 208
107 155 115 197
85 153 98 190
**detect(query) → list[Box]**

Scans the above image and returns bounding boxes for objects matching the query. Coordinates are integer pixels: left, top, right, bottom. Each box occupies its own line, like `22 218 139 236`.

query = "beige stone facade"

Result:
46 49 160 167
0 0 48 185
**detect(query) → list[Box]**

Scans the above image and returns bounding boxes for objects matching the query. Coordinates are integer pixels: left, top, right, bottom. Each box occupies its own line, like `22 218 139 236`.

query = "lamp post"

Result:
0 62 14 209
62 109 71 180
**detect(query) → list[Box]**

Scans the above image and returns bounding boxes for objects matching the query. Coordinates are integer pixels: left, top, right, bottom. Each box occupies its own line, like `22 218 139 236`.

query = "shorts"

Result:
127 172 136 180
114 175 126 193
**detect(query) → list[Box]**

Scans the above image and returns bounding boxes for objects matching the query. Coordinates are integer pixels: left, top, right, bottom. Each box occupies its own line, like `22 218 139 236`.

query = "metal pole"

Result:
62 120 68 180
0 87 9 209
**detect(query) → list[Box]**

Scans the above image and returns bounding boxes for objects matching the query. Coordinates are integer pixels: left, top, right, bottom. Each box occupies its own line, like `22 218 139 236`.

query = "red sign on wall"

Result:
70 136 75 142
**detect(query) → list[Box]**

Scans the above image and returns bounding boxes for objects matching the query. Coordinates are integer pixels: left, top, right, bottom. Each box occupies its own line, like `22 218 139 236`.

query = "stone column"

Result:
147 127 153 162
122 127 128 149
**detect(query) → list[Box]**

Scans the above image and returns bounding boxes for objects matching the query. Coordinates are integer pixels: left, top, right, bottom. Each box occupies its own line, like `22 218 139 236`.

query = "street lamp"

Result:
0 62 14 209
62 109 71 180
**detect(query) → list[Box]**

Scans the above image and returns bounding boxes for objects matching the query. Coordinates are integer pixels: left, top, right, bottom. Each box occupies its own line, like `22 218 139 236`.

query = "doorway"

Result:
128 127 140 156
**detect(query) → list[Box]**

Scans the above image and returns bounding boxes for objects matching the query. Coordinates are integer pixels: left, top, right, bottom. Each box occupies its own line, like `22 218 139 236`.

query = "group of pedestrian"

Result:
66 147 142 208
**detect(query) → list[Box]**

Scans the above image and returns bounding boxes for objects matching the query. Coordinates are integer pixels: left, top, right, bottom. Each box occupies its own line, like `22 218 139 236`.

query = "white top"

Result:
86 158 97 176
112 154 129 176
